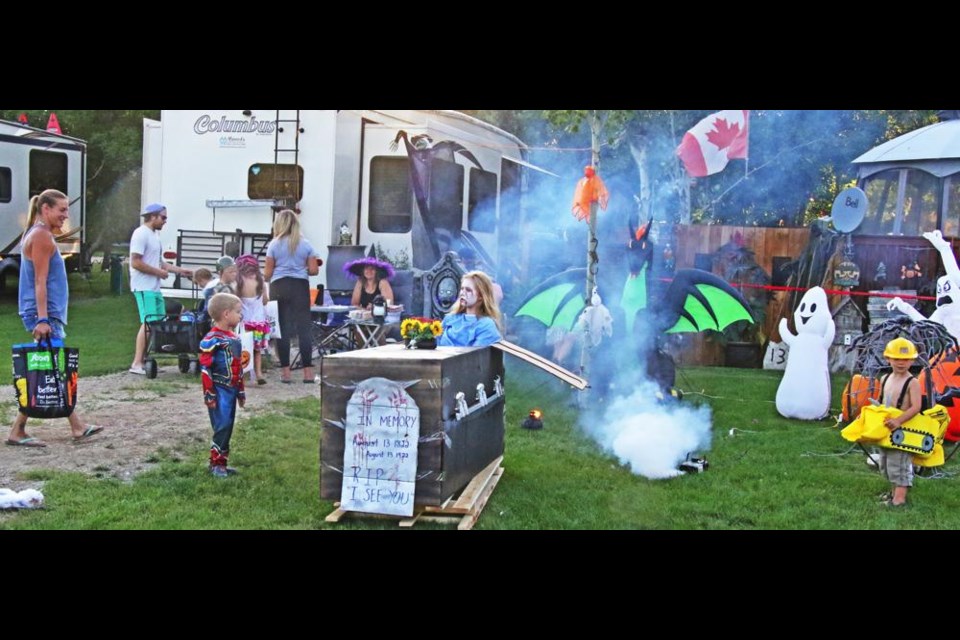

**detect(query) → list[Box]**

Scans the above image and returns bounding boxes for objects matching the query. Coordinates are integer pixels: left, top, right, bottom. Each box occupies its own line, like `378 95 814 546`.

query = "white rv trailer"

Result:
0 120 87 289
141 110 551 293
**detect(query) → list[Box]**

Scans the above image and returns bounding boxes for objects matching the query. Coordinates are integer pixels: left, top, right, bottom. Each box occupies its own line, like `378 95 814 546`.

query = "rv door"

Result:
359 124 433 268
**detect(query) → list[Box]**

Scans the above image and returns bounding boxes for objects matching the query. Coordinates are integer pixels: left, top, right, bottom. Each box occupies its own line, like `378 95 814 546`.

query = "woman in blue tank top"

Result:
7 189 104 447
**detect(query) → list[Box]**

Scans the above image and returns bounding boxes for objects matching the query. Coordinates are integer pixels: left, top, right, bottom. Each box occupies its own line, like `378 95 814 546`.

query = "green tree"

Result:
468 109 939 229
2 109 159 254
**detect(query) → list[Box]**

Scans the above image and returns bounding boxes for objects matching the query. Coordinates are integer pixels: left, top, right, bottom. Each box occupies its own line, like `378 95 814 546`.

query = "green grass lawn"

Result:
3 271 959 529
1 271 192 383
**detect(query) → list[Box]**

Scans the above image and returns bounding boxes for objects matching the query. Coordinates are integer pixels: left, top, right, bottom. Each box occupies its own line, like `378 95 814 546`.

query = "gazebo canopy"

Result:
851 118 960 237
854 120 960 178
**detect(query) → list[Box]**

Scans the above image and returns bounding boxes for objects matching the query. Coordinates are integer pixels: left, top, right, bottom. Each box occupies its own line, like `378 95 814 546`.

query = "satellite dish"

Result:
831 187 868 233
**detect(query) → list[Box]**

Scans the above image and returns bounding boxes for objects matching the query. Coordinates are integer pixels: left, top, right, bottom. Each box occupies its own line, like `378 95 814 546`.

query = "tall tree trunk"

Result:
579 112 602 407
629 141 651 221
669 111 692 224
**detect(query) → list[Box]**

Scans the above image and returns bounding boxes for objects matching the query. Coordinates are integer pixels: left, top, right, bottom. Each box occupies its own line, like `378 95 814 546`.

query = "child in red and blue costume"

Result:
199 292 246 478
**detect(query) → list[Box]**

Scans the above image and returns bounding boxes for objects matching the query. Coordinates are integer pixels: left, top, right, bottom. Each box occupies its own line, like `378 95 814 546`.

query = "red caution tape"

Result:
656 278 936 302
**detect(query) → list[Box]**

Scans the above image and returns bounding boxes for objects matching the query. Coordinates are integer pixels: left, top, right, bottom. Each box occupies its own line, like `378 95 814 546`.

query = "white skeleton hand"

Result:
886 297 909 312
924 230 952 251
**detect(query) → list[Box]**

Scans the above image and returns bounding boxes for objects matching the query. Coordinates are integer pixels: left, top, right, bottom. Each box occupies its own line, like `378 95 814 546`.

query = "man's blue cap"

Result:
142 203 167 216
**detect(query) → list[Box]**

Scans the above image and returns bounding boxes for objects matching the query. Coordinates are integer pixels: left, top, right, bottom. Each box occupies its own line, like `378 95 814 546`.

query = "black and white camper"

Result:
0 119 87 290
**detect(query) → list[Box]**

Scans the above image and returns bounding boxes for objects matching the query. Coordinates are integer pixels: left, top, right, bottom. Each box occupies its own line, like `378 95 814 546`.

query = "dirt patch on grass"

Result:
0 363 320 490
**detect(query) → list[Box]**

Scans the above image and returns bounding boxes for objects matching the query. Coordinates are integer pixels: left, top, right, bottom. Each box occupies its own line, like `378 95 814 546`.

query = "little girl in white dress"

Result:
235 254 271 385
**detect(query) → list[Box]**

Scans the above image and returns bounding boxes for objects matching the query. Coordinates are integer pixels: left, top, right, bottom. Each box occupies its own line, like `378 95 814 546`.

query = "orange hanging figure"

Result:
571 165 609 222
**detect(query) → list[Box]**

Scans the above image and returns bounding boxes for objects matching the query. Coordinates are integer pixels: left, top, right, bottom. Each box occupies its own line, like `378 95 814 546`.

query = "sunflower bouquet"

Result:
401 317 443 348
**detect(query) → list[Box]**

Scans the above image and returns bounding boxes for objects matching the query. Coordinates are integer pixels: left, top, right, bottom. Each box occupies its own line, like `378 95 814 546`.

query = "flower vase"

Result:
407 337 437 350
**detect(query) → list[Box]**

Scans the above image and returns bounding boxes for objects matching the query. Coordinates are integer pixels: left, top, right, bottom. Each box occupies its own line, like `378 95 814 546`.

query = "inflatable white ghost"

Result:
776 286 836 419
887 230 960 339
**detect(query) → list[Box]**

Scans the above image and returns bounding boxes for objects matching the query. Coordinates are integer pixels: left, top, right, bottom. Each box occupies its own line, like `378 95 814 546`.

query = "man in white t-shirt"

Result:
128 203 193 374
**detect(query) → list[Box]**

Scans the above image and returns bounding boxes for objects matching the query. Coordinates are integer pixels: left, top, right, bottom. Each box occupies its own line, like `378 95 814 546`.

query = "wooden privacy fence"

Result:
673 224 809 278
671 224 810 366
665 226 960 367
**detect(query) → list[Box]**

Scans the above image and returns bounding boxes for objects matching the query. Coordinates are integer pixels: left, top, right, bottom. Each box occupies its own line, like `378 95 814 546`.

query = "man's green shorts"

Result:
134 290 166 323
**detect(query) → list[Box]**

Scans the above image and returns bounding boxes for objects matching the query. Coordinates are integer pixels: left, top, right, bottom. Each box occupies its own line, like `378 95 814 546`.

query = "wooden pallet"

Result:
325 456 504 530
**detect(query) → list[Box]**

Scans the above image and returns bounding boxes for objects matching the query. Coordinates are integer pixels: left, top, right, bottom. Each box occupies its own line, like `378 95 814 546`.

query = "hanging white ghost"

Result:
576 287 614 347
887 231 960 340
776 286 836 420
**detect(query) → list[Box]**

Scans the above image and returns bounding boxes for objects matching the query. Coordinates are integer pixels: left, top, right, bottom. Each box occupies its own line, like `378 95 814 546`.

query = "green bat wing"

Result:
659 270 755 334
514 268 586 331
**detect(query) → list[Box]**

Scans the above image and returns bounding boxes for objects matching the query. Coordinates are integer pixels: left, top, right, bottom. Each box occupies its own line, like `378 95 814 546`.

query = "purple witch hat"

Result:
343 256 395 280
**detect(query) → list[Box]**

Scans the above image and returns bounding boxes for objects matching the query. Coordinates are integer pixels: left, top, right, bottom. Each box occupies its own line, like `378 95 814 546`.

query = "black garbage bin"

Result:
109 254 124 294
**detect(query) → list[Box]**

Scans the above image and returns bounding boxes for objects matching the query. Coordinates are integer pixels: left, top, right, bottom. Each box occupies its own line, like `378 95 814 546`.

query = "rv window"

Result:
944 174 960 238
429 159 464 235
0 167 10 203
29 150 68 197
247 163 304 203
468 168 497 234
369 157 412 233
497 159 522 276
860 169 901 235
499 159 520 218
900 169 940 237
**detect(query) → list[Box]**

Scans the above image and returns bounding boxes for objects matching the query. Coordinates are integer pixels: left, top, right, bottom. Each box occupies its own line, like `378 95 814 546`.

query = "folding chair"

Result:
290 319 358 370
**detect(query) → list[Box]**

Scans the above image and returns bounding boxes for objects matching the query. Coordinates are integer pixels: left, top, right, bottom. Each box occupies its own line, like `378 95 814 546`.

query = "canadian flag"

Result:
676 110 749 177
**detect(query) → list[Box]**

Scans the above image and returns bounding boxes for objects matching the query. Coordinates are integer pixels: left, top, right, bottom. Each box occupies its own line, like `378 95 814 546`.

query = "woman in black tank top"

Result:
358 281 382 309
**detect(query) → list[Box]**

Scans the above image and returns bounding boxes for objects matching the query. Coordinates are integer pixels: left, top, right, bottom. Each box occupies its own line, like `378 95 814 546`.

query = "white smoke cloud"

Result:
509 120 716 479
584 380 713 480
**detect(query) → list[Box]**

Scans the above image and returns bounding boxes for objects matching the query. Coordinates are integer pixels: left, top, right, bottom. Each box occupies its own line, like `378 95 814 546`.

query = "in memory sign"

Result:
341 377 419 517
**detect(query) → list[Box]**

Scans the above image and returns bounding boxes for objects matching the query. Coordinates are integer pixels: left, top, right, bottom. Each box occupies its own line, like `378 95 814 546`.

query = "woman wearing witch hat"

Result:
345 256 395 310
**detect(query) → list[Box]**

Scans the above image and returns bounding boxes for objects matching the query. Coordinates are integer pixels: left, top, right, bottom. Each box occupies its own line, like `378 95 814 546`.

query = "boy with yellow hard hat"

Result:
878 337 921 507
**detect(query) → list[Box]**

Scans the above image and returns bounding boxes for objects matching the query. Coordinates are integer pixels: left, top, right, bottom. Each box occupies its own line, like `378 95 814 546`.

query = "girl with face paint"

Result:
437 271 503 347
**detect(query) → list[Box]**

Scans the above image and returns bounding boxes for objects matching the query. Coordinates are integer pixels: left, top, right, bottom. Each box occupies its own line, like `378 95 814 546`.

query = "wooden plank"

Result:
421 496 455 513
325 507 349 523
759 227 782 274
416 515 463 526
676 225 695 269
709 225 723 260
741 227 759 266
493 340 587 389
718 225 735 253
326 462 505 529
452 455 503 512
458 467 504 530
398 512 422 527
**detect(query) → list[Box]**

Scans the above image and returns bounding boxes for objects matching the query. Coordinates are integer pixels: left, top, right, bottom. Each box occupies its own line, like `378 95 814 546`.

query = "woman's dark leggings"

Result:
272 277 313 368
